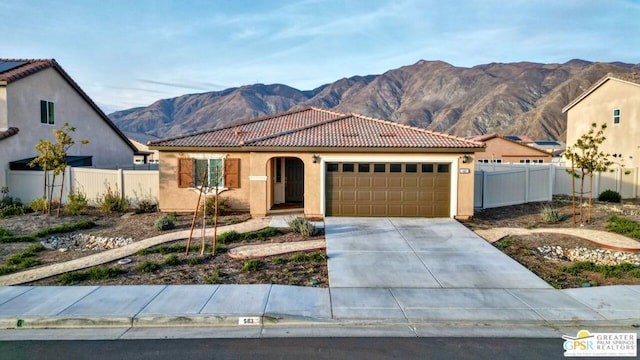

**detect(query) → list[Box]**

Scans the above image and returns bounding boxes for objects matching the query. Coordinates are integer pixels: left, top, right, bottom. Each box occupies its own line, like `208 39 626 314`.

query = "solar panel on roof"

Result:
535 141 560 146
504 135 521 141
0 61 27 73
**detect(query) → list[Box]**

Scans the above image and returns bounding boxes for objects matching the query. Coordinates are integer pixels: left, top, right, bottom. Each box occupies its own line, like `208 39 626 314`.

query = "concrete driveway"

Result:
325 217 551 289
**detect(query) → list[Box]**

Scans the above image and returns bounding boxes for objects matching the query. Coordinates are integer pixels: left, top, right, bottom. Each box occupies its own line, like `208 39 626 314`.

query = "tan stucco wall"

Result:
476 137 551 163
566 79 640 169
0 68 134 188
158 150 477 219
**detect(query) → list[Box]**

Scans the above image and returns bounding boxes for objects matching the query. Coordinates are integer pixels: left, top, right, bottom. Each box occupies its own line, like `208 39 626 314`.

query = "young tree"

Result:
29 123 88 215
564 123 613 223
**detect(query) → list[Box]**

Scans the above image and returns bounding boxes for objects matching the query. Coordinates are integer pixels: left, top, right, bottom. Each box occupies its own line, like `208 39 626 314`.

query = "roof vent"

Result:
379 133 397 137
233 128 243 136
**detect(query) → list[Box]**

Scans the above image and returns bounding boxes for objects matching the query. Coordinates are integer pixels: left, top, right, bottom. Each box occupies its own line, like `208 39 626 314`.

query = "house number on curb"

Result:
238 317 261 325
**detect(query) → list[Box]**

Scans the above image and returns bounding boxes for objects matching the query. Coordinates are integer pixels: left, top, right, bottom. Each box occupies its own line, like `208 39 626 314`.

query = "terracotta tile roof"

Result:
0 59 56 82
0 58 139 154
150 107 484 150
0 127 19 141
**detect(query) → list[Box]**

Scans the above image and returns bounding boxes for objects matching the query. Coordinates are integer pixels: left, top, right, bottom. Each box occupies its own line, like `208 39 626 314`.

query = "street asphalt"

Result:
0 217 638 340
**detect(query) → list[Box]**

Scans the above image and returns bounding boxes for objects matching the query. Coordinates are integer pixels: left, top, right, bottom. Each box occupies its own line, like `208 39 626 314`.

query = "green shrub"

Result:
241 259 264 272
32 220 96 238
65 190 88 215
202 196 229 217
606 216 640 240
286 216 317 236
628 268 640 278
270 257 288 265
249 227 283 240
495 238 514 250
289 253 310 262
28 197 48 212
163 254 181 266
154 215 176 231
58 271 88 285
86 266 126 280
0 228 11 238
540 205 562 223
308 251 328 262
136 261 160 273
167 212 179 222
5 244 45 268
187 257 203 265
204 269 222 284
96 184 130 212
598 189 621 203
135 199 157 214
217 230 242 244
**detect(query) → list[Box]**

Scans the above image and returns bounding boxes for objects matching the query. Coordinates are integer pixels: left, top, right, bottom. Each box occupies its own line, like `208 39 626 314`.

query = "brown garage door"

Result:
326 162 451 217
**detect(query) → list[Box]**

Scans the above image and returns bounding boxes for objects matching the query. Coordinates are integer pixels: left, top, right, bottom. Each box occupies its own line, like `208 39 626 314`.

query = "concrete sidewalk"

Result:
0 284 639 336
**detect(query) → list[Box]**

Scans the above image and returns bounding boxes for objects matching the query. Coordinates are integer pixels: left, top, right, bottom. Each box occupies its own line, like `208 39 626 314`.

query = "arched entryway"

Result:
271 157 305 210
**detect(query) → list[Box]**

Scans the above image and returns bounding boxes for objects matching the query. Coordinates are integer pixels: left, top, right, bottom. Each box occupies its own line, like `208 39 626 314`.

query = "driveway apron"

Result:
324 217 551 289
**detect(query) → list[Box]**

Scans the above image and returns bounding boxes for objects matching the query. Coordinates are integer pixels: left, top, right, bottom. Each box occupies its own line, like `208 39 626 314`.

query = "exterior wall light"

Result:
312 155 320 163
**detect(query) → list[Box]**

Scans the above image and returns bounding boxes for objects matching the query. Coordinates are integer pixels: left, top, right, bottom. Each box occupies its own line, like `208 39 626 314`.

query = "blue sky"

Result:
1 0 639 114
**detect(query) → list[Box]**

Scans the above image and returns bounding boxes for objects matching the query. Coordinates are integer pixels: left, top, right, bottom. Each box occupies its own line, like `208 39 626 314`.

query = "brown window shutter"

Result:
178 158 194 188
224 158 240 188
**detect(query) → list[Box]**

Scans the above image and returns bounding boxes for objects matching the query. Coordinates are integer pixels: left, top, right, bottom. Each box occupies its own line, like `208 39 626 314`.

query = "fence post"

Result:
482 170 488 209
117 169 124 199
524 166 530 203
549 165 555 200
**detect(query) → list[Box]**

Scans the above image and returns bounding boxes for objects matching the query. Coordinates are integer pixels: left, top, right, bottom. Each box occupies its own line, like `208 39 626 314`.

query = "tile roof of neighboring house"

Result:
0 127 19 141
0 58 139 154
563 72 640 113
149 107 485 150
469 133 553 156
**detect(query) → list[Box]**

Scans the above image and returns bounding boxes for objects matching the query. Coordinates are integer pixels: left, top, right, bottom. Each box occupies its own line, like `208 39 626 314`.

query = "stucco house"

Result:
470 134 552 164
149 108 484 219
563 72 640 169
0 59 139 188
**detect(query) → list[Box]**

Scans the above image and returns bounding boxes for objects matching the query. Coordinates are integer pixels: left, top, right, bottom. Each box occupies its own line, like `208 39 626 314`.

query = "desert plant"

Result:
628 268 640 278
606 216 640 240
202 196 228 217
96 183 130 212
187 257 203 265
270 257 288 265
163 254 181 266
286 216 317 236
136 261 160 273
540 205 562 223
217 230 242 244
135 199 157 214
154 215 176 231
241 259 264 272
598 189 621 203
0 228 10 238
65 190 88 215
28 197 48 212
204 269 223 284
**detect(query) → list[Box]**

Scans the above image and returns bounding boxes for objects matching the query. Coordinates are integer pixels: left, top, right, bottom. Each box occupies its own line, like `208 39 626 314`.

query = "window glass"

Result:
276 158 282 183
40 100 54 125
421 163 434 173
209 158 223 187
613 108 620 124
390 163 402 172
194 159 209 187
405 163 417 173
327 163 339 172
374 163 386 172
437 163 450 173
342 163 354 172
358 163 370 172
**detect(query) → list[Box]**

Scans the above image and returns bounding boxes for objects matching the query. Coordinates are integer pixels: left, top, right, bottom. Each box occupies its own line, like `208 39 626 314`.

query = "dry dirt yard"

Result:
465 196 640 288
0 210 327 287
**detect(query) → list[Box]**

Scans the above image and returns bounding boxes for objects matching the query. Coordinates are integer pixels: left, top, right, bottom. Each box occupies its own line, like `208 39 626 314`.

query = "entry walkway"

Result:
324 217 551 288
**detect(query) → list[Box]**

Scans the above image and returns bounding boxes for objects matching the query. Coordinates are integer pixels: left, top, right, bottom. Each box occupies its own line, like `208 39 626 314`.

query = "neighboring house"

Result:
0 59 140 188
563 72 640 169
528 140 566 154
470 134 552 164
130 138 158 164
148 107 485 219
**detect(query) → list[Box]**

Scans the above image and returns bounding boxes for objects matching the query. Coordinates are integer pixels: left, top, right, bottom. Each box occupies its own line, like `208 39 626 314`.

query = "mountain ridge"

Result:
109 59 640 143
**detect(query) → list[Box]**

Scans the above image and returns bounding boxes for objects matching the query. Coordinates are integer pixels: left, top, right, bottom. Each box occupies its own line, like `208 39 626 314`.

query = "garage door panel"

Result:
326 162 451 217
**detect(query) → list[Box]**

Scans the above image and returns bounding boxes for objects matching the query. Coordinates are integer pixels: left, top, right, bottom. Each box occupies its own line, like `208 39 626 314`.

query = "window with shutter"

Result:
178 158 194 188
224 158 240 188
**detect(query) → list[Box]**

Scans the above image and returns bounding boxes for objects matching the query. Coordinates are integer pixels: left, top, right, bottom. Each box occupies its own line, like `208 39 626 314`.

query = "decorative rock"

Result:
536 245 640 266
41 233 134 252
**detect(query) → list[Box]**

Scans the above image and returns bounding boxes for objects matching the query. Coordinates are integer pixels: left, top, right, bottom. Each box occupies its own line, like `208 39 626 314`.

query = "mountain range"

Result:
109 59 640 143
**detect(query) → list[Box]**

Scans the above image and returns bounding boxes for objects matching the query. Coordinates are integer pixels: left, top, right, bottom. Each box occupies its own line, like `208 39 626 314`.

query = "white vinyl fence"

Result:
6 167 158 207
475 164 639 209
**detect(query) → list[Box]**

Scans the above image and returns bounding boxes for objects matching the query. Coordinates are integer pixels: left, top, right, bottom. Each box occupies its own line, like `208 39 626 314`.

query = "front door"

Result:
285 158 304 203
